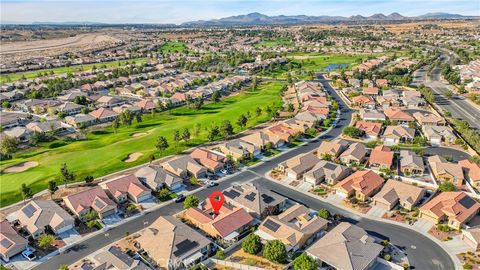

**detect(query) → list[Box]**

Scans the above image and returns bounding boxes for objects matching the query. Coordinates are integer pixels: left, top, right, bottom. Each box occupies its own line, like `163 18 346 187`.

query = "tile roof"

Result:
368 145 394 168
335 170 385 197
421 192 480 224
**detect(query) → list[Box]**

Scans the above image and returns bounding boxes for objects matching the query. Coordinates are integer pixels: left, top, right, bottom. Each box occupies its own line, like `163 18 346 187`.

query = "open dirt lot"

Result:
1 33 120 54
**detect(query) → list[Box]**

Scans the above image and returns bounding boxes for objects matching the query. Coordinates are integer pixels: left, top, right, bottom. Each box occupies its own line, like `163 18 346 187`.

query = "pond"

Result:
323 63 350 71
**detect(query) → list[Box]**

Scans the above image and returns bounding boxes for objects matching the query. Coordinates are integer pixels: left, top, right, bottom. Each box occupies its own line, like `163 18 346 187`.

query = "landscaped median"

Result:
0 81 284 206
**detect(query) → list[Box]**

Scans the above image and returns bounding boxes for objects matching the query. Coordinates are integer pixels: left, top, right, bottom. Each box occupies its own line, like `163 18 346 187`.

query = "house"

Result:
64 114 96 128
96 96 124 108
295 111 323 127
278 152 321 180
162 155 207 179
373 180 426 210
190 148 226 173
363 87 379 96
419 192 480 230
459 159 480 188
255 204 328 252
413 112 446 126
339 143 368 165
0 220 28 262
135 99 156 112
462 226 480 251
218 139 260 160
334 170 385 201
376 79 388 87
303 160 352 186
264 123 297 142
283 118 310 133
134 165 184 191
399 150 425 175
26 120 65 134
306 222 383 270
223 183 288 219
134 216 213 269
241 131 281 150
2 127 31 142
100 174 152 204
63 187 117 220
351 95 375 108
183 201 253 242
382 125 415 145
384 108 414 123
422 125 456 146
93 246 149 270
16 200 75 239
89 107 119 123
428 155 465 186
317 139 349 158
359 109 386 122
368 145 394 169
55 102 84 116
355 121 382 140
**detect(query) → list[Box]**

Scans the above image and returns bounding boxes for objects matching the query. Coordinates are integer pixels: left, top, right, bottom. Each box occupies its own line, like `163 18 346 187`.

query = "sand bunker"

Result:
124 152 143 162
132 132 147 137
3 161 39 173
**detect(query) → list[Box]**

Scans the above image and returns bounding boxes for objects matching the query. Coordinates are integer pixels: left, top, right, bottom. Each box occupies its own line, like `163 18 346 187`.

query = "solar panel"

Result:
459 196 476 209
264 219 281 232
173 239 199 257
0 238 12 249
223 191 235 199
229 190 241 197
324 162 337 171
245 192 256 202
261 194 275 204
22 204 37 218
95 199 106 209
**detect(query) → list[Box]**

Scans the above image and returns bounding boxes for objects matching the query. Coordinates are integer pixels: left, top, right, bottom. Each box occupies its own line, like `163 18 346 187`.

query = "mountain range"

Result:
182 12 478 26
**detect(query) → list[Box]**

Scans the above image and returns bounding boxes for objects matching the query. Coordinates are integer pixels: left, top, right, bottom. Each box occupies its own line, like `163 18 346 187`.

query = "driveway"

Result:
58 228 82 245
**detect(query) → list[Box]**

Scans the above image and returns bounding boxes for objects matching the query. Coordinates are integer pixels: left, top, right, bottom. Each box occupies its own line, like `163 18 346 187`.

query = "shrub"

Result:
263 240 287 263
242 234 262 255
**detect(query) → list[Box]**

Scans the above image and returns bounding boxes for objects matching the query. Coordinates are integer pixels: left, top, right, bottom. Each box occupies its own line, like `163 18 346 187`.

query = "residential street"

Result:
32 75 456 270
412 54 480 130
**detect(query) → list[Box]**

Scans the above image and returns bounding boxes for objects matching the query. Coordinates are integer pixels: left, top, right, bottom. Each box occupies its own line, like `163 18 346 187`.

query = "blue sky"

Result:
1 0 478 24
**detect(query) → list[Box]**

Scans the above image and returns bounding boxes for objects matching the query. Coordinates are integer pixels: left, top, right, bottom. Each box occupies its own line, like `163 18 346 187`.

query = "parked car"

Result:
207 181 218 188
22 249 36 261
174 194 185 203
207 174 218 180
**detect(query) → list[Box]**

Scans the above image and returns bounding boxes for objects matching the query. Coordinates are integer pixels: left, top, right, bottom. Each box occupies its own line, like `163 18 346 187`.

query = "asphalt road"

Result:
412 55 480 131
33 75 455 270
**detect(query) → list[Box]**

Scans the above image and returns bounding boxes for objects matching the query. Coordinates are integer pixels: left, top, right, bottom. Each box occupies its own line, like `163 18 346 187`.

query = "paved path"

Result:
32 75 457 270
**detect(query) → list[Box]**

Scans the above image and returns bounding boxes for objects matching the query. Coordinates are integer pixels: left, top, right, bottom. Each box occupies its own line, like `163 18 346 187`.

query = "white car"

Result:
22 248 36 261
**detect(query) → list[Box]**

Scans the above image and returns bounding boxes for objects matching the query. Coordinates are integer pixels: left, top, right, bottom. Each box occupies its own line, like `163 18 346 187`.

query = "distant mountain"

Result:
418 12 473 19
183 12 477 26
31 21 107 25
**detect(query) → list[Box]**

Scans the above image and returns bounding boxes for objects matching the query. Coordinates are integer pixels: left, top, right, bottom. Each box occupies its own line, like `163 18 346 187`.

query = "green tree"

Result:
317 208 331 219
215 249 225 259
292 253 318 270
212 91 221 102
221 120 234 137
158 188 171 201
37 234 55 249
156 136 169 155
242 234 262 255
183 195 200 209
236 114 248 129
438 181 457 192
60 163 74 188
135 113 142 124
0 136 18 158
84 175 94 184
342 126 363 138
20 183 33 203
173 130 181 146
266 106 272 115
48 181 58 199
287 103 294 112
255 107 262 117
58 265 69 270
120 110 133 126
2 101 11 108
193 123 201 138
263 240 287 263
194 98 204 110
208 126 220 141
182 128 191 143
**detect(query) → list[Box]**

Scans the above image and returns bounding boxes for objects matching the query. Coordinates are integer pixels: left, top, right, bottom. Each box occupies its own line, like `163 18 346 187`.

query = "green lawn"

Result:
0 82 284 206
0 57 150 83
260 53 366 79
254 38 293 48
160 41 187 54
